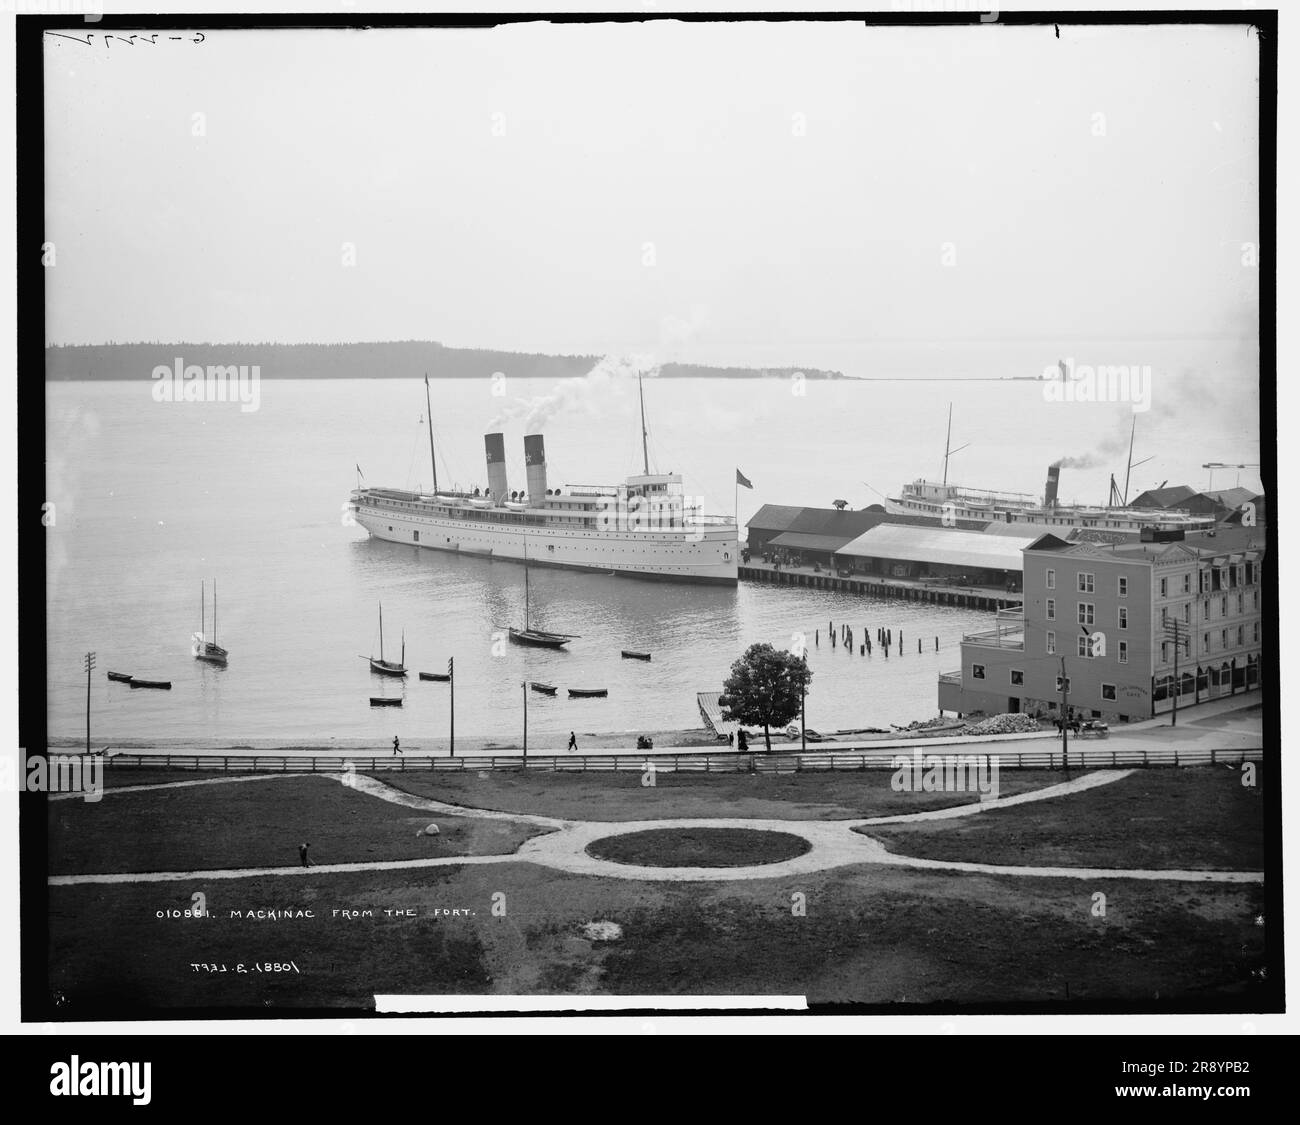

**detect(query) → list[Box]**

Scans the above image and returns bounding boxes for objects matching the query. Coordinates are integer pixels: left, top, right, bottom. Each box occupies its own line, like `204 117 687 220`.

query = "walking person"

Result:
299 842 313 868
393 735 401 756
567 730 577 751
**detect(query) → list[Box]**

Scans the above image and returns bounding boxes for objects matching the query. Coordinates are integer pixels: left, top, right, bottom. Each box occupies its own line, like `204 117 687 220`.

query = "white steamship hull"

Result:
352 497 739 584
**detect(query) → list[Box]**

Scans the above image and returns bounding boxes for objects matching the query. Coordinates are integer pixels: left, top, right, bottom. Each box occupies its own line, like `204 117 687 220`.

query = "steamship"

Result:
891 464 1215 533
348 376 739 584
888 407 1215 534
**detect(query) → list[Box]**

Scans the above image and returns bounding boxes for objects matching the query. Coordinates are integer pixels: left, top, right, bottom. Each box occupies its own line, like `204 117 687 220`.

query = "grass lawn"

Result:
861 766 1265 870
46 861 1270 1012
586 828 813 867
372 767 1056 822
49 775 548 875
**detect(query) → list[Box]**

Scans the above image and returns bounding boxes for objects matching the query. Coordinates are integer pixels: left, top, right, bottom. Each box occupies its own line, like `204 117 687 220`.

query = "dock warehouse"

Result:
747 505 970 568
835 524 1040 588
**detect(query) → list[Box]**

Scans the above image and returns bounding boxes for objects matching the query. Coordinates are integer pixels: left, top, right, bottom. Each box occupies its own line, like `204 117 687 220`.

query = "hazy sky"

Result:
44 21 1260 366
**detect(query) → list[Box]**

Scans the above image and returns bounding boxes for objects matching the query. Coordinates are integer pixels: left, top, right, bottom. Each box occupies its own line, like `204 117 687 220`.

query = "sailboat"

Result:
507 545 577 649
194 580 229 666
367 601 407 676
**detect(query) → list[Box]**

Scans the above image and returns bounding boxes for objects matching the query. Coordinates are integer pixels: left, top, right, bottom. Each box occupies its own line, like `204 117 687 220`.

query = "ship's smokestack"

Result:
524 434 548 504
1045 463 1061 509
484 433 508 504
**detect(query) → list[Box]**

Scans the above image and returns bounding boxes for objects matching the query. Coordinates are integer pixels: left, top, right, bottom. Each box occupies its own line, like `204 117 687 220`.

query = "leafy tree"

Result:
718 643 812 751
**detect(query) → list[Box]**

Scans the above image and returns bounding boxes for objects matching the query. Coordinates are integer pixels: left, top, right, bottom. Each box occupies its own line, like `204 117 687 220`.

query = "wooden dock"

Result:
738 563 1022 612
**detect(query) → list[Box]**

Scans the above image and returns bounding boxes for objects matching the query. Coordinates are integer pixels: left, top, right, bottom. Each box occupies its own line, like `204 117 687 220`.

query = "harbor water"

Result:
45 351 1259 745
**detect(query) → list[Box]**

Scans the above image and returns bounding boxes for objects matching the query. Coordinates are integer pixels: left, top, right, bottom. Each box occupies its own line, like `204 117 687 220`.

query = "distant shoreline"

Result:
44 341 846 381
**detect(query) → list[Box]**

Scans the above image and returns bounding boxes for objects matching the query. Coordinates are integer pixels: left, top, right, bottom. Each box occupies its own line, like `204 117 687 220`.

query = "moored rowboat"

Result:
620 650 652 661
419 671 451 682
369 697 402 707
129 678 172 690
106 671 133 683
568 688 608 698
530 682 557 696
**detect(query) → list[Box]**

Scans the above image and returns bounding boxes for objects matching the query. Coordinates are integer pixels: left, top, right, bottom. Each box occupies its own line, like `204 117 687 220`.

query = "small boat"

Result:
419 671 451 682
530 682 558 696
106 671 133 683
367 601 407 677
129 678 172 690
568 688 608 699
508 546 577 649
369 696 402 707
621 650 652 661
194 580 229 666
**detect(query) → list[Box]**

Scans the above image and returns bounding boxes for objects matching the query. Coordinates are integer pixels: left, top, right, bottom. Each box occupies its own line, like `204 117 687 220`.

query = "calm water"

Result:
45 348 1259 744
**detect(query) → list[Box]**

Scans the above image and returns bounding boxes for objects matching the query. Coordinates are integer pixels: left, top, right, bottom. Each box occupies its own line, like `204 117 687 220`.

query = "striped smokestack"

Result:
484 433 508 504
1045 463 1061 508
524 434 548 503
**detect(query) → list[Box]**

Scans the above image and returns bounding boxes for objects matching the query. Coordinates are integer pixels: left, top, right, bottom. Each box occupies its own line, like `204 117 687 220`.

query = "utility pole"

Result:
522 681 528 762
448 656 455 758
1163 620 1187 727
83 651 96 755
1059 654 1068 771
800 653 808 752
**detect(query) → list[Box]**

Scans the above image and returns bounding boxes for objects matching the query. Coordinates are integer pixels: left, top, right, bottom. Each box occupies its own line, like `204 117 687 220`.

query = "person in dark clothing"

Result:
737 729 749 752
299 843 312 867
567 731 577 751
393 735 401 755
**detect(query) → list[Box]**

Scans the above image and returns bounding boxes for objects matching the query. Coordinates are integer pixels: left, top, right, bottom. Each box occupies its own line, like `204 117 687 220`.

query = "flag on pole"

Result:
736 468 753 490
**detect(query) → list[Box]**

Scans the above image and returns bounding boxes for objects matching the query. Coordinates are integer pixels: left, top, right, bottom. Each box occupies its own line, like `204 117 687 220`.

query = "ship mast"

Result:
424 374 439 494
942 403 953 487
1122 415 1137 507
638 372 649 476
213 579 217 647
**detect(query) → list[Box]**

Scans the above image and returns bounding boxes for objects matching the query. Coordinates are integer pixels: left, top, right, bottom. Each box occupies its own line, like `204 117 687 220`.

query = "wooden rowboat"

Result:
568 688 608 699
620 650 652 661
129 678 172 690
369 697 402 707
530 682 557 696
106 671 133 683
419 671 451 682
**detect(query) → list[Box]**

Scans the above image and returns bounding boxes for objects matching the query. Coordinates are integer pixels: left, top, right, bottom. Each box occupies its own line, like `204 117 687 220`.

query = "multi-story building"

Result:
937 526 1265 723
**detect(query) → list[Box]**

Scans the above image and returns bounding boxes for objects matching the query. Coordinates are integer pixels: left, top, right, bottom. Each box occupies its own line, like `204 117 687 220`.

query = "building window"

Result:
1010 669 1024 685
1221 596 1228 614
1077 634 1092 658
1118 606 1128 630
1238 625 1244 646
1183 603 1190 623
1238 593 1244 613
1046 568 1056 590
1118 641 1128 664
1118 576 1128 597
1203 633 1210 652
972 664 985 680
1159 577 1168 597
1078 572 1094 593
1078 602 1094 627
1254 621 1260 642
1204 599 1210 618
1046 631 1056 655
1101 683 1117 701
1161 642 1168 661
1221 629 1228 648
1182 573 1191 594
1046 598 1056 621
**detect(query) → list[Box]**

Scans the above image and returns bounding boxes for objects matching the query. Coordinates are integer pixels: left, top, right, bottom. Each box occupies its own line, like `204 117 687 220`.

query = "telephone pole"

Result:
83 651 96 755
1163 619 1188 727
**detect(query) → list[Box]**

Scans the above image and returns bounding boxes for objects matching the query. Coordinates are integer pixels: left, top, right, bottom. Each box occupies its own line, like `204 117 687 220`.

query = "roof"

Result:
1130 485 1198 509
768 531 860 553
837 524 1039 571
1202 487 1260 509
745 504 805 534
